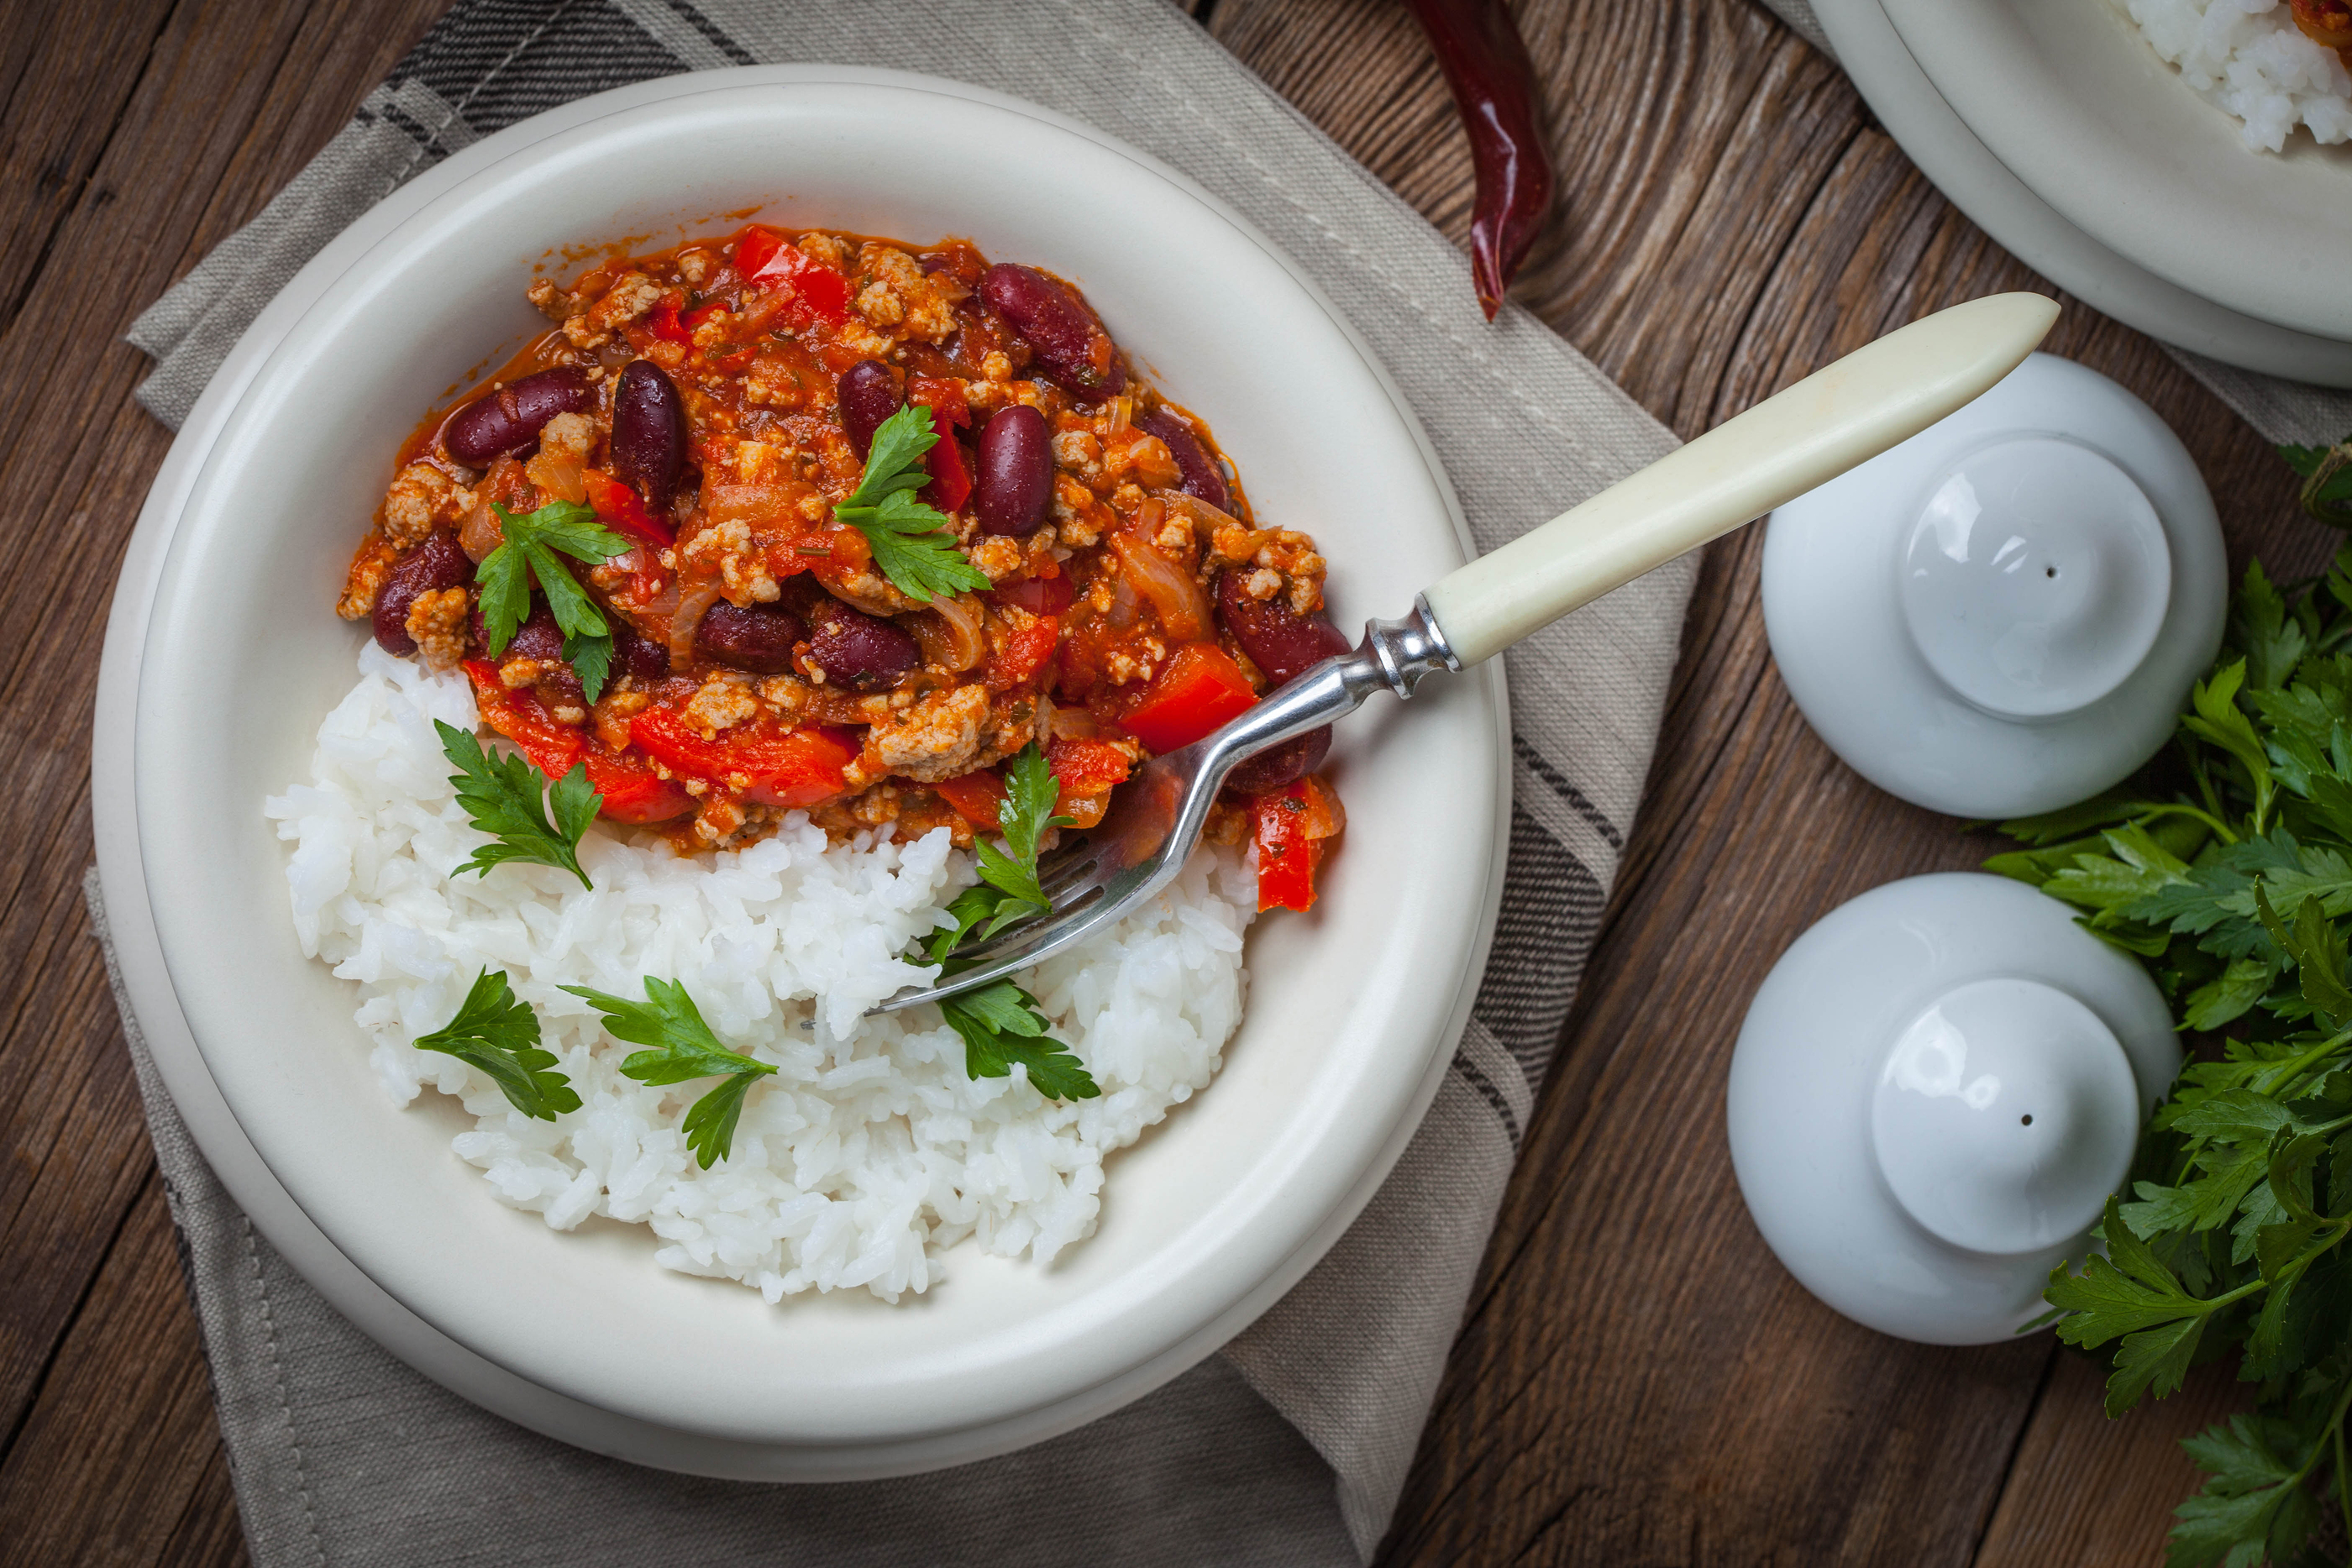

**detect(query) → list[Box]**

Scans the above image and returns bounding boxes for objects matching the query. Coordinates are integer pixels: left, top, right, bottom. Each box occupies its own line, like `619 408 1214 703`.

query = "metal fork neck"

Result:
1359 594 1460 699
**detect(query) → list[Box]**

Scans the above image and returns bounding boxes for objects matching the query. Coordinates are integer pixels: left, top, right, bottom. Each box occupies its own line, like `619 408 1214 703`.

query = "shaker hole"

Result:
2044 567 2055 579
2020 1114 2034 1125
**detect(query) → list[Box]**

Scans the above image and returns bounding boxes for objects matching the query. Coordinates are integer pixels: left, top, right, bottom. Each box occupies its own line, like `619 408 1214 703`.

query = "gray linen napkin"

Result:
1756 0 2352 445
112 2 1692 1561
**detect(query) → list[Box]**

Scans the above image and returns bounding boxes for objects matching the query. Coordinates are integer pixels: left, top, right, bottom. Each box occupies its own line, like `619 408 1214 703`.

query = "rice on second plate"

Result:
264 643 1255 1303
2124 0 2352 151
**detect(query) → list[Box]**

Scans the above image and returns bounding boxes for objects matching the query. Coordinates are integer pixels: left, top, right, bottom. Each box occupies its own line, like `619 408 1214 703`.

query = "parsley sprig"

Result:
438 720 600 889
477 498 631 701
916 744 1098 1101
564 978 778 1168
1992 496 2352 1566
414 968 581 1120
834 404 989 604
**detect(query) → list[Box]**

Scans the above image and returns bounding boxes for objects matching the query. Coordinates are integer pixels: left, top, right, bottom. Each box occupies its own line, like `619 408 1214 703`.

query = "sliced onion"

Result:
1164 490 1257 544
911 593 988 673
459 496 501 564
459 457 528 562
1108 527 1211 642
525 445 587 505
1048 702 1100 740
669 580 722 667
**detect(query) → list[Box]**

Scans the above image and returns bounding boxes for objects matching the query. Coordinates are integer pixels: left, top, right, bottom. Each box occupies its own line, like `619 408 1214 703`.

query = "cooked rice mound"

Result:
2125 0 2352 151
264 643 1254 1303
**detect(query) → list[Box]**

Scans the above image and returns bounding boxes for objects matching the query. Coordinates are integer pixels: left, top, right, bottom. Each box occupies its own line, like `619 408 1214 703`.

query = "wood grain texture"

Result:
0 0 2329 1561
0 0 451 1560
1210 2 2318 1565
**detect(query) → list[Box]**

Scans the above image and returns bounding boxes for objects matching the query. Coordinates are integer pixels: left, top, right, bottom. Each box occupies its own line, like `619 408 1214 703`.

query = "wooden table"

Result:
0 1 2318 1561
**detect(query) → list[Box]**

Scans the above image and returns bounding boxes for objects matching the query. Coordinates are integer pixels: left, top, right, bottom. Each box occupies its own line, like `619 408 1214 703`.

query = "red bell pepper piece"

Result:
984 614 1059 692
627 708 858 808
1251 779 1320 913
464 662 584 779
1047 737 1134 797
581 746 696 825
582 468 673 548
465 663 695 825
915 401 972 513
643 290 691 346
932 768 1008 830
732 226 850 323
1120 643 1257 753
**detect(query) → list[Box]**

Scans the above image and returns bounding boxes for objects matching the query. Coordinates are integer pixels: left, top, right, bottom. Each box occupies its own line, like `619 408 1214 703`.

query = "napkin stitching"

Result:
370 0 585 200
1062 6 1624 489
244 1216 328 1567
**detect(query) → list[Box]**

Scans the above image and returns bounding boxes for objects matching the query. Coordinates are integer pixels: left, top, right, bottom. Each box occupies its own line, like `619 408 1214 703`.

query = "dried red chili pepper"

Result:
1405 0 1557 320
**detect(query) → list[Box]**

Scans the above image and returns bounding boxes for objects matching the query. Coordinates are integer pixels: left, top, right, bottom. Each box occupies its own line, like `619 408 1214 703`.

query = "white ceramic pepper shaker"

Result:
1761 353 2227 820
1727 873 2179 1344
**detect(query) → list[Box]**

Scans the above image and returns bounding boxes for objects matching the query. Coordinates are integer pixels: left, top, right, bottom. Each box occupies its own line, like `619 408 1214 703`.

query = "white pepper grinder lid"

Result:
1728 873 2179 1344
1761 353 2226 820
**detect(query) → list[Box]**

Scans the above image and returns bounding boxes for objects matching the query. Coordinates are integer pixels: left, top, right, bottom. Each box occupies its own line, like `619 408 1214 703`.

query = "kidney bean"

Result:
612 618 670 683
1226 726 1333 795
979 264 1126 401
974 405 1053 536
610 359 685 508
1136 407 1230 512
372 532 473 655
837 359 903 457
506 603 568 663
806 600 920 689
696 601 806 675
1216 570 1352 686
442 366 593 465
465 597 563 660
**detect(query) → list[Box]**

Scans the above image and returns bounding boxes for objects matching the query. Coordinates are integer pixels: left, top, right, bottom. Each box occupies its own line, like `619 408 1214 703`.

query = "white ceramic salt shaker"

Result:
1761 353 2226 819
1727 873 2179 1345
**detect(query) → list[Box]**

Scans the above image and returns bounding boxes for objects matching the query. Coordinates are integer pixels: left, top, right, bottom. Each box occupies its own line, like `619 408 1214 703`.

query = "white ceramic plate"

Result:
1884 0 2352 344
114 67 1507 1466
1813 0 2352 385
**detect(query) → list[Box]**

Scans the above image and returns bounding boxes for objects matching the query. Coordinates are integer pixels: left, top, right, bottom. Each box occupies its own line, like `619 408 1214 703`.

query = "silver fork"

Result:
872 293 2059 1015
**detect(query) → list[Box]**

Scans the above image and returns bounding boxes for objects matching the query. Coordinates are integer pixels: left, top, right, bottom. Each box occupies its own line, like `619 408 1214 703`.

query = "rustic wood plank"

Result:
0 0 449 1553
0 1177 241 1567
1211 1 2322 1563
1975 1355 2248 1568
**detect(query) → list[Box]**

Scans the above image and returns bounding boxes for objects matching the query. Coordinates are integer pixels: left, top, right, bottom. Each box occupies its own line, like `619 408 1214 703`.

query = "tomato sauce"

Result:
339 224 1346 908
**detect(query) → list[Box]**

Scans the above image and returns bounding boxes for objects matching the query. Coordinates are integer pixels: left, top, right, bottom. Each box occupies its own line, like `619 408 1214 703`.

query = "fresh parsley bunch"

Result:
1993 538 2352 1567
918 744 1099 1102
476 497 633 701
835 403 990 604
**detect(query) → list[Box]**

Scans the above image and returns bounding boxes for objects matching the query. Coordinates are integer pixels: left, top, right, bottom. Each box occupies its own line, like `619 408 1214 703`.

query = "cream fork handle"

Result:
1418 292 2061 667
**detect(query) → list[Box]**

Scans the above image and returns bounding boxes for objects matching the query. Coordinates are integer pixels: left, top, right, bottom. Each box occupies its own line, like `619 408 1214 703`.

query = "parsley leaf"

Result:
476 499 633 655
414 968 580 1120
437 720 599 889
562 628 613 705
941 980 1100 1101
563 978 777 1168
2172 1415 2326 1568
968 744 1074 935
900 743 1096 1099
832 404 989 603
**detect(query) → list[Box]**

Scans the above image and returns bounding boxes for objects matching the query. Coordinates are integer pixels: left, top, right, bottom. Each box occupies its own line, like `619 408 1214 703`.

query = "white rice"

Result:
263 642 1255 1303
2123 0 2352 151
